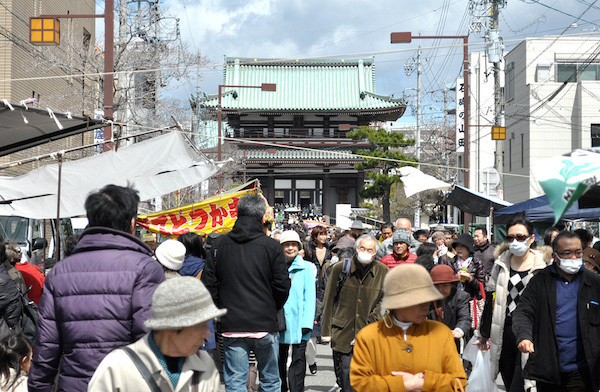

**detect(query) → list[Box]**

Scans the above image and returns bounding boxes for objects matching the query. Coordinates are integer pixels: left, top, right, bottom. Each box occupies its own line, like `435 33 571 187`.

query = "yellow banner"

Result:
137 188 259 237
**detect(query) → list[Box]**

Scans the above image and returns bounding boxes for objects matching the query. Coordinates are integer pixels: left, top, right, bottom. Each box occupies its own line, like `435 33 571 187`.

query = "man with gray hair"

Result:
202 194 290 392
321 234 388 392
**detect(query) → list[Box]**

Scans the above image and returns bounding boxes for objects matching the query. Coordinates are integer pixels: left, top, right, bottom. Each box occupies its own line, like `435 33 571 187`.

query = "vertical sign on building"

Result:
455 78 465 153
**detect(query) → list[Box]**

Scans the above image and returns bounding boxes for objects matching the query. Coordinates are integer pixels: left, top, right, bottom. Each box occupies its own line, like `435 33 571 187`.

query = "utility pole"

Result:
404 46 422 228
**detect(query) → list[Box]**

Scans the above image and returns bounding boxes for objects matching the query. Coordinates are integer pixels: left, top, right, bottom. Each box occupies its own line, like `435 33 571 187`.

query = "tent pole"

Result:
55 153 63 262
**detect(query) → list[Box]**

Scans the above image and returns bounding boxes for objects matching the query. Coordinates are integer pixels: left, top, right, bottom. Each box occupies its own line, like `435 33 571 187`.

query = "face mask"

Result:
509 239 529 256
556 256 583 275
330 255 339 264
356 252 373 265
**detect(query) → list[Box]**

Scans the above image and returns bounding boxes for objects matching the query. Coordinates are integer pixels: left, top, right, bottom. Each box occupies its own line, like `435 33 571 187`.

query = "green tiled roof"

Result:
199 57 406 113
245 148 362 163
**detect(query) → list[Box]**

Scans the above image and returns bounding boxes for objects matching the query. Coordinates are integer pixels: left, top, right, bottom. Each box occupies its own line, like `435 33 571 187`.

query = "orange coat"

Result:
350 319 467 392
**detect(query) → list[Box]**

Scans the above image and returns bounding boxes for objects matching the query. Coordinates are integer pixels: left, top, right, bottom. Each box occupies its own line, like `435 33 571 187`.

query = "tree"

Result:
348 126 417 223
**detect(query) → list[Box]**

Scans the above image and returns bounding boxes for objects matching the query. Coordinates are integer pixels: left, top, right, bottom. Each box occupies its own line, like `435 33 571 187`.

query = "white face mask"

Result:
356 252 373 265
555 256 583 275
509 239 530 256
330 255 339 264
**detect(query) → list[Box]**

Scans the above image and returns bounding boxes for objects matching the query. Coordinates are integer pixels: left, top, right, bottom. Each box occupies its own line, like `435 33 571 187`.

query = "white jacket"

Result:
88 334 220 392
0 369 28 392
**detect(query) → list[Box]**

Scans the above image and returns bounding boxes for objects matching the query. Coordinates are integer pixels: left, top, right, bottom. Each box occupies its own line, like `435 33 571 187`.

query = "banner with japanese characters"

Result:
138 186 260 237
455 77 465 153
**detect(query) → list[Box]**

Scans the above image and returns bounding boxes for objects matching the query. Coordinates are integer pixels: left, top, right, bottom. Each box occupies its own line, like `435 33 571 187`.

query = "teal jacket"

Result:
280 254 317 344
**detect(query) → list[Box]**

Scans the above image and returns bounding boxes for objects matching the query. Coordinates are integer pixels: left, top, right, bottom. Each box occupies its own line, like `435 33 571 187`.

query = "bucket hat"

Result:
155 239 186 271
392 228 412 245
280 230 303 249
333 236 355 251
350 221 364 230
430 264 459 284
452 233 475 254
583 247 600 268
381 264 442 310
145 277 227 330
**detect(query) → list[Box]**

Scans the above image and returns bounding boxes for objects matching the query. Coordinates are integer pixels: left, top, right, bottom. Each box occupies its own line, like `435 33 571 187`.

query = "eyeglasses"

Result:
506 234 530 242
555 250 584 258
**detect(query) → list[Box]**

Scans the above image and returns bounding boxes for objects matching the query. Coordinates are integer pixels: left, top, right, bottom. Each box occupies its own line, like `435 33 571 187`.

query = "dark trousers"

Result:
278 341 307 392
537 369 593 392
333 350 353 392
499 318 524 392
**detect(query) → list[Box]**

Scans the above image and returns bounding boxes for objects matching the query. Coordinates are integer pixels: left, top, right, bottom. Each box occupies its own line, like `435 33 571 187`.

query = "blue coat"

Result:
280 255 317 344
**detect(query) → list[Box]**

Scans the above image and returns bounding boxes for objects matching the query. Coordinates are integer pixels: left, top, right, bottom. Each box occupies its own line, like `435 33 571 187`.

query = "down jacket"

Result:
28 227 165 392
475 243 551 383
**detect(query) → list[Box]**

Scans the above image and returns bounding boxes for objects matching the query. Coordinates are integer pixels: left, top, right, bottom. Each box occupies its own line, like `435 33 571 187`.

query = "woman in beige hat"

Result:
350 264 467 392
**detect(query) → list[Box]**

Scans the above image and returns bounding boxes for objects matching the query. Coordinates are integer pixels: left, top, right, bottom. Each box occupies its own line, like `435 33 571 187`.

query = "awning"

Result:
0 132 223 218
447 185 512 216
398 166 452 198
0 101 104 158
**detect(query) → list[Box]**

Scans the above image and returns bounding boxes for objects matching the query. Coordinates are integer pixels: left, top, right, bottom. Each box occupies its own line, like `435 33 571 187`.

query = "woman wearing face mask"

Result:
475 217 552 392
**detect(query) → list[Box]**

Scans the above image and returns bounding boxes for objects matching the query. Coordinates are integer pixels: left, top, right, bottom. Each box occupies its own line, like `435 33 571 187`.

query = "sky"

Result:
107 0 600 126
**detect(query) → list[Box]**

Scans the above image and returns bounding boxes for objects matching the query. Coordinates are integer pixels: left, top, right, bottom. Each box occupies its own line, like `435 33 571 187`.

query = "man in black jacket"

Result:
473 226 495 279
202 194 290 392
513 231 600 392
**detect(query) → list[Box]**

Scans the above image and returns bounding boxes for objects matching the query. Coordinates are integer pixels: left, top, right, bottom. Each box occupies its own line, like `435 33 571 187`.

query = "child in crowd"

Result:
0 333 32 392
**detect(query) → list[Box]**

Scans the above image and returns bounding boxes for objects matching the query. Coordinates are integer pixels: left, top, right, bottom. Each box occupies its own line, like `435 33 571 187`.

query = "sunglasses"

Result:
506 234 530 242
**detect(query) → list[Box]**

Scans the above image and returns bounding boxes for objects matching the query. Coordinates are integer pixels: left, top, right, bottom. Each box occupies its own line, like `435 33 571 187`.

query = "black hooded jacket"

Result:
201 216 290 333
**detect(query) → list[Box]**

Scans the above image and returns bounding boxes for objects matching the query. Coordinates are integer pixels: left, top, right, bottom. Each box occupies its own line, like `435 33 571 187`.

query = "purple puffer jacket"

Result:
28 227 165 392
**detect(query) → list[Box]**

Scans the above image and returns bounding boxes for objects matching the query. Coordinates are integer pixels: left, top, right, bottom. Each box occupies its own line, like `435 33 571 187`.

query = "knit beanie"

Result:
392 228 412 245
144 277 227 330
155 239 186 271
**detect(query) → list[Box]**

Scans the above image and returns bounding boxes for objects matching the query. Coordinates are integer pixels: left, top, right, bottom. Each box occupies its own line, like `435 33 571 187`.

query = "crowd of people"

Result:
0 186 600 392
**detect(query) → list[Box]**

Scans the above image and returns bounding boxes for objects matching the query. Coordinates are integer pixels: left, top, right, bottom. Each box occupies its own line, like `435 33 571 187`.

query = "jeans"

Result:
223 333 281 392
279 340 308 392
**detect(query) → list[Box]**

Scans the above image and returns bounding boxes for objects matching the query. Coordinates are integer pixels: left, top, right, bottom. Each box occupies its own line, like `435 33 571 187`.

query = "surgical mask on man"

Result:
356 252 373 265
555 256 583 275
509 239 529 257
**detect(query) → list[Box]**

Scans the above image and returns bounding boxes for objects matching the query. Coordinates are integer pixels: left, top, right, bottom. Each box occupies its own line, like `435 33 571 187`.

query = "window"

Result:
592 124 600 147
505 62 515 101
556 62 600 83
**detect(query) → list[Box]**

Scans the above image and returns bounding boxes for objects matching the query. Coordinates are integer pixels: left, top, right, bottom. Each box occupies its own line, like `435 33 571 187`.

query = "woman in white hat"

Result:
350 264 467 392
88 277 227 392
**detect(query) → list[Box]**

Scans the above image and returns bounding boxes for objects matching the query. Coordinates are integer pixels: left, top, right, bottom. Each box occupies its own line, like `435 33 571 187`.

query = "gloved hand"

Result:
302 328 311 335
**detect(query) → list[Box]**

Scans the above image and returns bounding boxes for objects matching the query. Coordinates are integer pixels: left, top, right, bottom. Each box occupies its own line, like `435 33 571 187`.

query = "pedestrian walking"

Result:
0 333 32 392
0 240 23 340
321 234 388 392
278 230 316 392
201 194 290 392
512 231 600 392
475 217 551 392
88 277 225 392
29 184 165 392
379 229 417 269
350 263 467 391
155 239 186 279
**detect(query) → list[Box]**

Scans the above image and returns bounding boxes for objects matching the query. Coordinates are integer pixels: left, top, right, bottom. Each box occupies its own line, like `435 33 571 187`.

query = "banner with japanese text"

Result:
137 187 260 237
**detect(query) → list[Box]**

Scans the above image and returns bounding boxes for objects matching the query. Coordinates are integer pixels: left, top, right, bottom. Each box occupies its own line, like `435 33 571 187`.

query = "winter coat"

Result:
179 256 205 278
87 334 220 392
2 260 26 294
280 254 316 344
428 286 472 335
201 216 290 333
0 262 23 340
474 241 496 279
14 261 45 305
447 256 486 299
512 266 600 390
376 236 420 261
350 320 467 392
321 258 388 354
475 243 551 382
302 240 332 324
28 227 166 392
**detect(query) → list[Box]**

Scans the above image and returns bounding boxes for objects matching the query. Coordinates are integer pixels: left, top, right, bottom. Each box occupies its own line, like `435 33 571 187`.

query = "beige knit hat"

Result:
144 277 227 330
155 239 186 271
381 263 442 310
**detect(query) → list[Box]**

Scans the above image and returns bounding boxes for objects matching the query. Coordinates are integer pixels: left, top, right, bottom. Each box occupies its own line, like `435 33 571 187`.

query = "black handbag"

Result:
10 282 38 342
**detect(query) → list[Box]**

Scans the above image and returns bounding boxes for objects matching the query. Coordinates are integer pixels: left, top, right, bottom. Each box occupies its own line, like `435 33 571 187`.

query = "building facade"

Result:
502 36 600 203
198 57 406 220
0 0 97 175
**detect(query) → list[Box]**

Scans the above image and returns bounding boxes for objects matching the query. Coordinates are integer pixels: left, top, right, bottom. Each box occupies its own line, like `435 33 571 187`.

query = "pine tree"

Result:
348 126 417 223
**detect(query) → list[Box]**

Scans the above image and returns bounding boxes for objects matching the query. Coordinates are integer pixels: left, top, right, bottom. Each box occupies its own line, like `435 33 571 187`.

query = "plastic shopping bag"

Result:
462 335 479 364
466 349 498 392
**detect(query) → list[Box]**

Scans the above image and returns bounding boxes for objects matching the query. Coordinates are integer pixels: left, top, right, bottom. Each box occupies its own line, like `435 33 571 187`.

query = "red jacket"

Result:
380 251 417 269
15 262 45 305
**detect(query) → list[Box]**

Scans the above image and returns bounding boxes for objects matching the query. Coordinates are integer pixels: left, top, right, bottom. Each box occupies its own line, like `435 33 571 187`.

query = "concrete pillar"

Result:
323 172 331 216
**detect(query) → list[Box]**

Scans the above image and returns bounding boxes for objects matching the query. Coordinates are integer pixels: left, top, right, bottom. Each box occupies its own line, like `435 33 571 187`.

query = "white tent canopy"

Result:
0 132 223 218
398 166 452 198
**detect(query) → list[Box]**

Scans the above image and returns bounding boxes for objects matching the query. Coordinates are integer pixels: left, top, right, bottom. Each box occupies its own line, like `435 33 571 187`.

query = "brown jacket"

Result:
321 257 388 353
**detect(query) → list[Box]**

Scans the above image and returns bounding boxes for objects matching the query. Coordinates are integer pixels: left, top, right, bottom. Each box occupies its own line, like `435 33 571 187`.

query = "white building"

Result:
502 36 600 203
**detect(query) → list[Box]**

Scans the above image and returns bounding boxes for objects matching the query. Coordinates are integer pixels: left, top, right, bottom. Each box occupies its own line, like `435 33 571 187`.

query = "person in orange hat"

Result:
428 265 472 348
